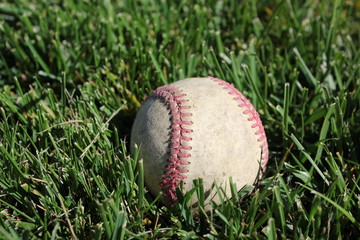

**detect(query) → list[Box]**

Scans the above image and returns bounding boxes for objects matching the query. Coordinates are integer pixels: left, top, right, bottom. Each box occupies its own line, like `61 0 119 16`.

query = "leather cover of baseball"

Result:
131 77 268 208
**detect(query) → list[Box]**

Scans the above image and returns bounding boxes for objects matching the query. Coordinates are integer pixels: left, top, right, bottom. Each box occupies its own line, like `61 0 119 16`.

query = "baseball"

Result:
130 77 268 209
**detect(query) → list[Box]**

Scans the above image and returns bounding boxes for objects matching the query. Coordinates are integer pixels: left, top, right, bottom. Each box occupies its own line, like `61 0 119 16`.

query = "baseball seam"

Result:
151 85 193 205
209 76 269 172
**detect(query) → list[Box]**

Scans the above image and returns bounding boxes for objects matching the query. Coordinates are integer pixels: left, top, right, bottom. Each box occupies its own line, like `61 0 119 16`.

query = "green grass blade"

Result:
299 183 357 224
149 50 168 85
290 134 329 185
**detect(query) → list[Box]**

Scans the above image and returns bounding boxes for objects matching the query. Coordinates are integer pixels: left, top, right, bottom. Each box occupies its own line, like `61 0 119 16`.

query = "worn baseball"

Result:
131 77 268 208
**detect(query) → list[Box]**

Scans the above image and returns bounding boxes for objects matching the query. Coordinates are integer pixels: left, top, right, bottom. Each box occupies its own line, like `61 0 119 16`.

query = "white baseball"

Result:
131 77 268 208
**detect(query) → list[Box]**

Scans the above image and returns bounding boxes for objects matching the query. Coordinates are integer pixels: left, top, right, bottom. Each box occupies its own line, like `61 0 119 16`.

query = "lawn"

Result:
0 0 359 239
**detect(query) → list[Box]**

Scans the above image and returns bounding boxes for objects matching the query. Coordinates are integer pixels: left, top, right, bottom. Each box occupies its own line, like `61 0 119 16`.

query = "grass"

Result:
0 0 359 239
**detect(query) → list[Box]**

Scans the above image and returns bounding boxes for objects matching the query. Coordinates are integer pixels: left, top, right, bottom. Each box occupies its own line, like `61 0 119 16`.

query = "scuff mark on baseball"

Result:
130 77 269 208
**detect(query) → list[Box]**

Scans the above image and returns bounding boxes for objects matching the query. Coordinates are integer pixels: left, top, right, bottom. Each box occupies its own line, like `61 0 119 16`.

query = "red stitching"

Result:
149 85 193 205
208 77 269 173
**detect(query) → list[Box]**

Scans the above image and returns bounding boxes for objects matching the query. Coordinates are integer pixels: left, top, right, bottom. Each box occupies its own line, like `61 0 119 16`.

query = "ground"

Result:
0 0 359 239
